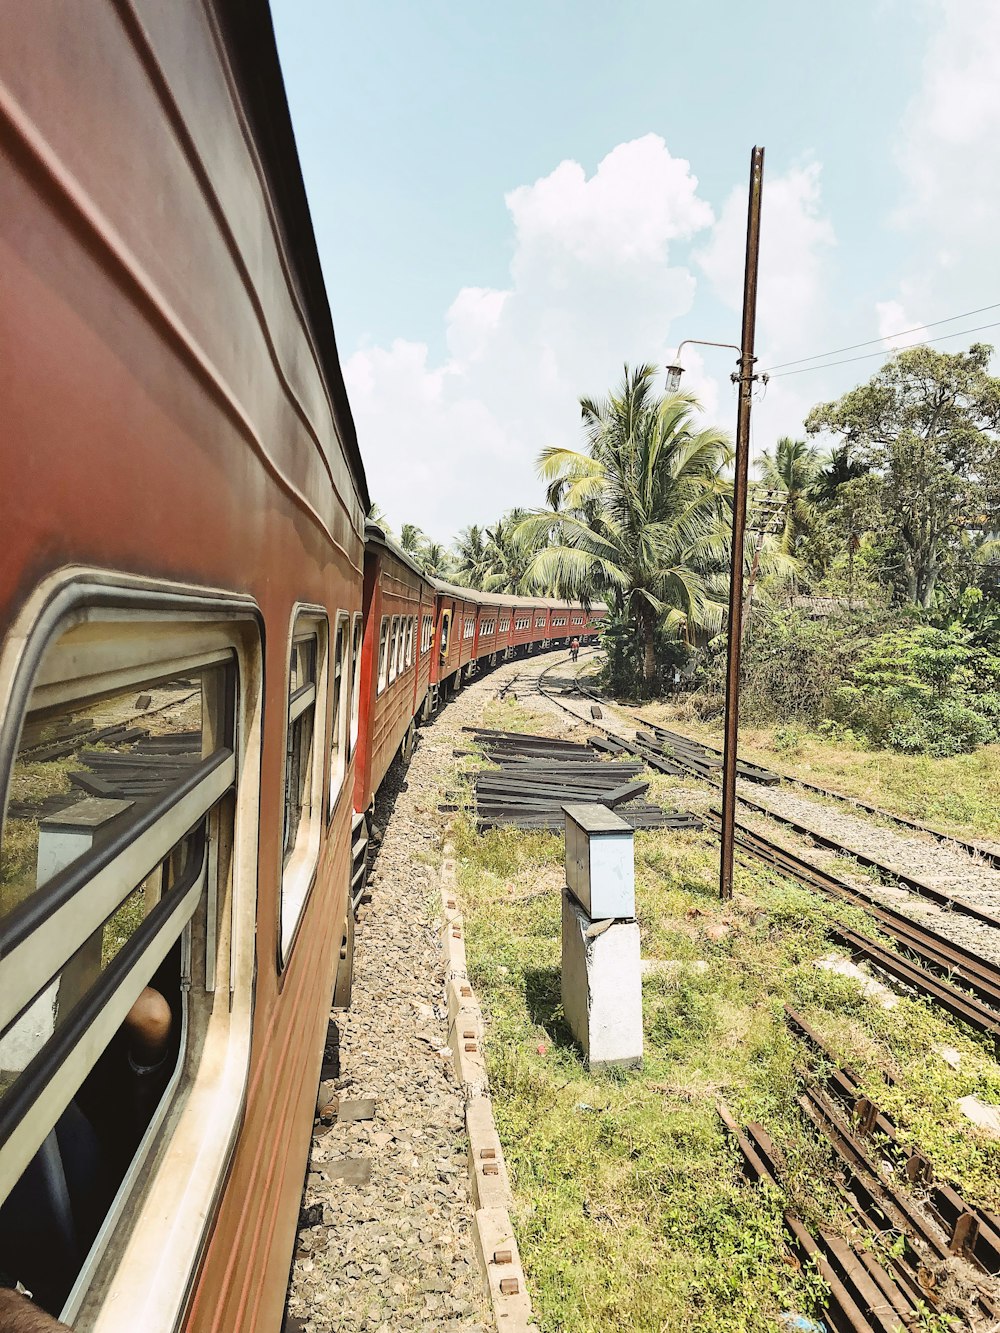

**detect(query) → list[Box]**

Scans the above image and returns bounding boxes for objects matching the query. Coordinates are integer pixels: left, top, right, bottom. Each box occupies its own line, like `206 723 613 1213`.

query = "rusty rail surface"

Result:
785 1005 1000 1291
717 1101 915 1333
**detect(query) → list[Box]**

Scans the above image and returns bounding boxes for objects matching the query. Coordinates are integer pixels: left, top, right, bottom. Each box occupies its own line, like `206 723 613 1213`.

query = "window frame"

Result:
347 612 363 762
376 616 389 694
328 611 350 818
0 570 261 1333
279 607 328 969
388 614 400 683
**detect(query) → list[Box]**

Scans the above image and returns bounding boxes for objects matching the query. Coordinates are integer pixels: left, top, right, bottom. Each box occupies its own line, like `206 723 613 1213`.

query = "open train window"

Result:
439 612 451 657
280 610 327 965
420 615 433 655
347 614 363 761
329 613 349 815
377 617 389 694
388 616 400 684
0 579 259 1330
405 617 414 668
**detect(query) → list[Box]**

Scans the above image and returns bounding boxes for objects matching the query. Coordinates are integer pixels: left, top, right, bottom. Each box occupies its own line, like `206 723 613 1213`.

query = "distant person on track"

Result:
570 637 580 663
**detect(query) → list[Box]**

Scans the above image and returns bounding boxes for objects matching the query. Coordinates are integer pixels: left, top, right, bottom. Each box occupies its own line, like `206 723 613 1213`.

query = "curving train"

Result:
0 3 601 1330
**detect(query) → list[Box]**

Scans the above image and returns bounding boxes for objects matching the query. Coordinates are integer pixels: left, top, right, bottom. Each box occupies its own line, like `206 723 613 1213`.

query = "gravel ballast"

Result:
285 653 575 1333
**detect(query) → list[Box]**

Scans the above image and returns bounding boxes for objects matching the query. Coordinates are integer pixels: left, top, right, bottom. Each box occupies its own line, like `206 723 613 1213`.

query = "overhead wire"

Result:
761 301 1000 374
766 319 1000 379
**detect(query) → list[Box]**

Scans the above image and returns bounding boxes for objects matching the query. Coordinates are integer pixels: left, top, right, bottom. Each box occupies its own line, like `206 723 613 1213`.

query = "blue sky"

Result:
272 1 1000 540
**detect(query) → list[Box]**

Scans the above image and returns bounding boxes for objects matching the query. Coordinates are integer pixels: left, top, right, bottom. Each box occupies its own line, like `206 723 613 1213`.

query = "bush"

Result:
830 623 1000 756
691 611 889 726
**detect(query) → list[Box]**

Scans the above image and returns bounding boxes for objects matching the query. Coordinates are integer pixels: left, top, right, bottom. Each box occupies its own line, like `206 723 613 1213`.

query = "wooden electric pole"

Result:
719 146 764 901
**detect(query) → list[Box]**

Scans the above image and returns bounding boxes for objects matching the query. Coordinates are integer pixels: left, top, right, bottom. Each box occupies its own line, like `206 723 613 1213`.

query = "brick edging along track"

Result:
439 844 539 1333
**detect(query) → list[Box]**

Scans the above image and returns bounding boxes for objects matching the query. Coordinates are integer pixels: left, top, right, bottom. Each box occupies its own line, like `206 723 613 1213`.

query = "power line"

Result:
768 320 1000 379
762 301 1000 373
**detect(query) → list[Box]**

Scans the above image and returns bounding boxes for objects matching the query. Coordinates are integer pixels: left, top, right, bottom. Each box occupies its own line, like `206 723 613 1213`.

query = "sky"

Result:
271 0 1000 543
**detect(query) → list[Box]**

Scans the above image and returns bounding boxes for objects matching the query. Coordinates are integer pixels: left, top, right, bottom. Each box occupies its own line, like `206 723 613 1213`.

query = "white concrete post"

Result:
560 804 642 1069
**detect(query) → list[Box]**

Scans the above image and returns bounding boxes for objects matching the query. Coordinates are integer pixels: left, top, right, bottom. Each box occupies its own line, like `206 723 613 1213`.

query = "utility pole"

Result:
719 146 764 902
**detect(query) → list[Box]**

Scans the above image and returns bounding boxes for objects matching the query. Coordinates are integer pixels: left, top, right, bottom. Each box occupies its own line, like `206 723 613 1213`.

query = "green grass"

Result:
640 701 1000 841
448 722 1000 1331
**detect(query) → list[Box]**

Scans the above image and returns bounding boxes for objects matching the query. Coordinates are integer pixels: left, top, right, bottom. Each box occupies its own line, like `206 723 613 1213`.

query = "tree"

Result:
757 437 823 555
418 541 453 579
452 524 489 588
398 523 426 556
519 364 733 686
807 344 1000 607
366 503 392 538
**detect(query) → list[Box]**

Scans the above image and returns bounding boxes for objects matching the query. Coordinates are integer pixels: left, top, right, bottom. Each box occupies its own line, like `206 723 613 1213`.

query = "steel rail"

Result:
735 791 1000 931
785 1004 1000 1285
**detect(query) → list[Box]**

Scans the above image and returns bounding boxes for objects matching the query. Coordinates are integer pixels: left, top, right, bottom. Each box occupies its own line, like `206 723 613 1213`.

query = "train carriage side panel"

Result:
358 527 430 808
0 5 366 1332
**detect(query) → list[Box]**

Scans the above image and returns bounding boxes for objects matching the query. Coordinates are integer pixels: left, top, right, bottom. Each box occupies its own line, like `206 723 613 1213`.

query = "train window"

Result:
394 615 405 682
0 587 259 1329
281 611 327 964
405 616 413 668
420 615 433 654
329 613 349 813
377 617 389 694
536 617 546 628
347 615 363 761
439 612 451 657
463 617 474 640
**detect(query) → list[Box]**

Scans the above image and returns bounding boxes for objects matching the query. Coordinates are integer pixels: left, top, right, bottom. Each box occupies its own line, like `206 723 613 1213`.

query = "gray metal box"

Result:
563 803 635 920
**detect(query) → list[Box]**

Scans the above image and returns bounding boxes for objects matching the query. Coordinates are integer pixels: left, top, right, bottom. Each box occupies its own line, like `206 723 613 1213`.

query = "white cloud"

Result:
895 0 1000 243
875 300 929 350
347 135 714 539
695 160 837 462
881 0 1000 334
346 136 844 536
696 161 835 360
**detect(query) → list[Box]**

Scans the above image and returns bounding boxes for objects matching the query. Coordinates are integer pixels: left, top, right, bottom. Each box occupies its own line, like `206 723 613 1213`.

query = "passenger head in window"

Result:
0 1288 71 1331
125 987 173 1071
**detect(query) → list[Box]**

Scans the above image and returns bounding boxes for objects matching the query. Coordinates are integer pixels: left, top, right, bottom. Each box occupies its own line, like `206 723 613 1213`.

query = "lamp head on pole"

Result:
665 363 684 393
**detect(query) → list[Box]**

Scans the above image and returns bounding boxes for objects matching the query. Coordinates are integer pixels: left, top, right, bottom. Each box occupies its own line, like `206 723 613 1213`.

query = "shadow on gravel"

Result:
524 965 580 1054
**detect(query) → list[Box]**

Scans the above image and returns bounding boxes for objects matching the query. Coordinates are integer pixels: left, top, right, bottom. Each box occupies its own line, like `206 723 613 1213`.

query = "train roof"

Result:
364 524 605 612
214 1 370 512
429 577 605 613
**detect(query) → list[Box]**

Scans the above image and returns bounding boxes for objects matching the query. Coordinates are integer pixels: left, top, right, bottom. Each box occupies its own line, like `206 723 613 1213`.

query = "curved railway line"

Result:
497 652 1000 1329
529 651 1000 1050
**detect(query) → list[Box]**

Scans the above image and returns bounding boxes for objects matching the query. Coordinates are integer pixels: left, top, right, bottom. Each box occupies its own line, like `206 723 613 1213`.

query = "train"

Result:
0 4 603 1330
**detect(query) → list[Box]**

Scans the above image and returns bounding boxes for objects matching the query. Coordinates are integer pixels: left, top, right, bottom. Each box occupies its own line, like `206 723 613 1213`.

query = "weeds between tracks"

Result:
446 660 1000 1332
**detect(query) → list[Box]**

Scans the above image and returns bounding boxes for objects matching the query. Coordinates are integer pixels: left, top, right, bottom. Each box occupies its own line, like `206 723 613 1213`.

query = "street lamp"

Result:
664 339 742 394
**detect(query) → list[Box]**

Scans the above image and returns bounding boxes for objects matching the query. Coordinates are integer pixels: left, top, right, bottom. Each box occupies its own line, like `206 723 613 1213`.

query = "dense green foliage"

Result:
375 343 1000 747
829 621 1000 755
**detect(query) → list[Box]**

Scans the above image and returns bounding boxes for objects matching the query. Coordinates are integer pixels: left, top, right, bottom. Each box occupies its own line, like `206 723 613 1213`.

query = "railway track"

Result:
527 654 1000 1329
531 653 1000 1048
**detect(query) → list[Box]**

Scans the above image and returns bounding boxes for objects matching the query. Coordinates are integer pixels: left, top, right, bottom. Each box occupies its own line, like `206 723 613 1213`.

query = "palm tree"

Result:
366 503 392 538
398 523 426 557
519 364 733 685
419 541 452 579
481 509 545 593
757 437 823 554
452 524 489 588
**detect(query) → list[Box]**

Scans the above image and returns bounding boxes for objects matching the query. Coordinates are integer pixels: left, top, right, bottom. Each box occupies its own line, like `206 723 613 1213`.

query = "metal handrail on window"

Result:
0 749 235 1032
0 824 209 1199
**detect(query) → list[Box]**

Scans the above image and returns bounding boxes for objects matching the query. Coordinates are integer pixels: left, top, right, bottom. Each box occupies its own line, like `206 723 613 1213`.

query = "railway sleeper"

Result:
717 1101 916 1333
785 1005 1000 1281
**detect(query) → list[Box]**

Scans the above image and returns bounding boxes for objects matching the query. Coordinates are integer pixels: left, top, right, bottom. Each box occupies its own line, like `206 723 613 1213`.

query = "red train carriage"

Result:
354 524 435 817
0 4 365 1331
